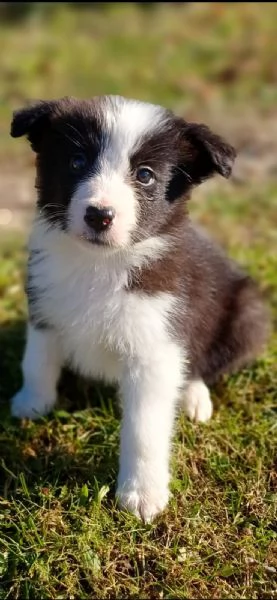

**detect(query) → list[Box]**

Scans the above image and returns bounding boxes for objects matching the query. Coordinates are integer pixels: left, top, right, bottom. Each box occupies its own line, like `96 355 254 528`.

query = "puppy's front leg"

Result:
117 345 184 522
11 323 62 419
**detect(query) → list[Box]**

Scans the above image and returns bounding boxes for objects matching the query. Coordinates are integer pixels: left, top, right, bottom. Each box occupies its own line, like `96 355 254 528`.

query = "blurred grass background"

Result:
1 2 277 229
1 2 277 156
0 3 276 599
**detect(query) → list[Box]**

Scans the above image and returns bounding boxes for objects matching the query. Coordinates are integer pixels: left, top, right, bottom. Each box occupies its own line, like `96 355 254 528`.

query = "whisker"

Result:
64 122 87 146
43 214 66 221
61 130 83 149
42 203 65 209
174 165 192 182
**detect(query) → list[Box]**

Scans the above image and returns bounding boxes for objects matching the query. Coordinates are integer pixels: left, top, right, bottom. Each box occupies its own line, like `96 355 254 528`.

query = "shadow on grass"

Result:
0 319 120 501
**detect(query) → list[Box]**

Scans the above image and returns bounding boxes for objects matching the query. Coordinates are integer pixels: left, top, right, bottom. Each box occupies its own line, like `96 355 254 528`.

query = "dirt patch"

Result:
209 111 277 184
0 168 35 233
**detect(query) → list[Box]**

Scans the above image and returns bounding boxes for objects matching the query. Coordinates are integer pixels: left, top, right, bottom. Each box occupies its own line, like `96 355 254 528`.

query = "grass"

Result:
0 3 277 598
1 2 277 161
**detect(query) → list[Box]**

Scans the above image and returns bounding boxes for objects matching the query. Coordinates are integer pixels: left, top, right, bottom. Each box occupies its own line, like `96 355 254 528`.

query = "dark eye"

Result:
136 166 155 185
70 153 87 173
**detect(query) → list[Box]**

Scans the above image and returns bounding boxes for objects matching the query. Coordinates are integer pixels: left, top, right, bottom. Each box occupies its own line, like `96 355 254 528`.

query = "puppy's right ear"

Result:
10 101 56 152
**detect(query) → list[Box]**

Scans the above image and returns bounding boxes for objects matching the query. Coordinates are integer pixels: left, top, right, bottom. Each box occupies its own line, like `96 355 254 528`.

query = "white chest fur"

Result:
28 222 178 382
12 220 188 522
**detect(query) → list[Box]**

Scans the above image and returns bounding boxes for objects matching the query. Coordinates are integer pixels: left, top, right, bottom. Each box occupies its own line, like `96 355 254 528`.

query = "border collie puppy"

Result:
10 96 269 522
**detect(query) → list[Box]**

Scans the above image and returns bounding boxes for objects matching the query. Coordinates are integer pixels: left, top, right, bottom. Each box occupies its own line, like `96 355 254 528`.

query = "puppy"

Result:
10 96 269 522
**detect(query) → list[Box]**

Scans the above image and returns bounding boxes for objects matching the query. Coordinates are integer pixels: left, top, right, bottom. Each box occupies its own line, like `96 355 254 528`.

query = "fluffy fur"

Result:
10 95 269 521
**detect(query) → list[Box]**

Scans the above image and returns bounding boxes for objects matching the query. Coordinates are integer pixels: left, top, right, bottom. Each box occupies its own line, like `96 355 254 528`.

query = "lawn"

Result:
0 3 277 599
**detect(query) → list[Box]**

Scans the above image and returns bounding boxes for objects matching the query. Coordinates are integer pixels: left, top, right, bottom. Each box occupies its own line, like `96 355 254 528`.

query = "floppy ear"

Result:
180 121 236 184
10 101 56 152
166 119 236 202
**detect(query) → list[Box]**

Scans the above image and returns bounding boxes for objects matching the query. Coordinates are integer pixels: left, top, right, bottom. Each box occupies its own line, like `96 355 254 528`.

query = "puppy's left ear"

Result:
10 100 56 152
179 120 236 184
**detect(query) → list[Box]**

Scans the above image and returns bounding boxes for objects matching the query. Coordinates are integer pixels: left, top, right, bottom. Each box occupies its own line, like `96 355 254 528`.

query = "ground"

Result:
0 4 276 599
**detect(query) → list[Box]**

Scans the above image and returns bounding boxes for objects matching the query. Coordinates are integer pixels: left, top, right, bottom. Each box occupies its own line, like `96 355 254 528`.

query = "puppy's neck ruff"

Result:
31 215 173 274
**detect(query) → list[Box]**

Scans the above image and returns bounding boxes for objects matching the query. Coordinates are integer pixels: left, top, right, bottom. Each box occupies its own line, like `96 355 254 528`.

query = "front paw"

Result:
116 478 169 523
11 387 55 420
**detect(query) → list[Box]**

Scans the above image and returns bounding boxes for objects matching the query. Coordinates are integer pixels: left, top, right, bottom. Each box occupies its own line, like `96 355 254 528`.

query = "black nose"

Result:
84 206 115 232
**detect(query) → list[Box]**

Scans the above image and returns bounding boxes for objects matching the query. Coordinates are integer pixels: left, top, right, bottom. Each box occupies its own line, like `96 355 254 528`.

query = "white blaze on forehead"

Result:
100 96 168 170
68 96 168 246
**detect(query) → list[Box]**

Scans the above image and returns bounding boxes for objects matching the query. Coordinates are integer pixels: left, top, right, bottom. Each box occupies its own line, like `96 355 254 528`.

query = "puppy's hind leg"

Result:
206 277 270 383
227 277 270 372
181 277 270 421
180 379 213 423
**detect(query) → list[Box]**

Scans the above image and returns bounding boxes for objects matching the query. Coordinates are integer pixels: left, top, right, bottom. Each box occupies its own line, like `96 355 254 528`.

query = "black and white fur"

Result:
10 96 269 522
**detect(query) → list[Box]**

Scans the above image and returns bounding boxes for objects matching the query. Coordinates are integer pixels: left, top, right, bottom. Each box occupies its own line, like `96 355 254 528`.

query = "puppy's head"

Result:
11 96 236 249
